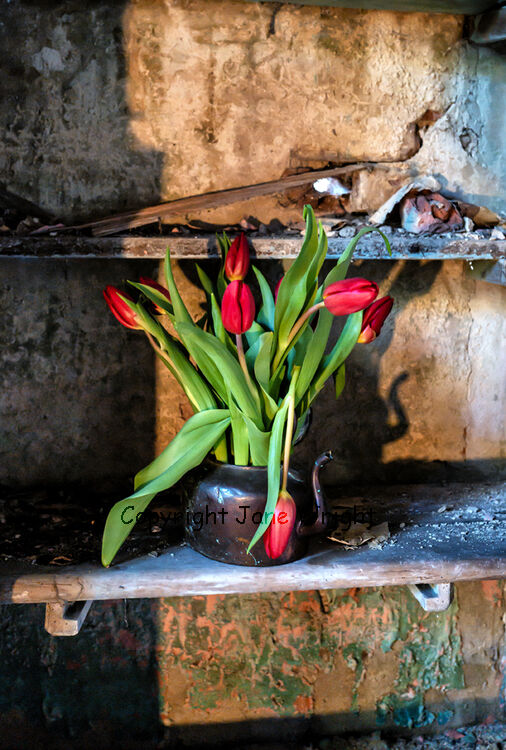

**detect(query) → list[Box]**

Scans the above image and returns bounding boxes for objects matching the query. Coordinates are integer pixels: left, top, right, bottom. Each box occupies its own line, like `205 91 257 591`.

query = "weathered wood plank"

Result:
1 482 504 603
0 235 504 260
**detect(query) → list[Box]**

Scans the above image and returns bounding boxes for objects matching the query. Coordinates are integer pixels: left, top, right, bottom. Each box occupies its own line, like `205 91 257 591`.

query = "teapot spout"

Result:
296 451 334 537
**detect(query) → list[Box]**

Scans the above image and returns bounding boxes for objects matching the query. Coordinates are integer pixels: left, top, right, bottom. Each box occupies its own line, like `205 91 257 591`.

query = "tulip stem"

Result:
281 368 299 492
272 302 324 372
235 333 257 399
146 332 170 366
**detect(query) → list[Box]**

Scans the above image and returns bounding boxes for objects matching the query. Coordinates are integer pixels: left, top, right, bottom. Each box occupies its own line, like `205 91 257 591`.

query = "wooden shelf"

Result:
1 481 504 605
0 234 505 260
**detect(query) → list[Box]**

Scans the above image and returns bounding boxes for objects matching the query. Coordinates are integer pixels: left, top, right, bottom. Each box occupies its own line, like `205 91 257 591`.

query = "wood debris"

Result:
67 162 388 236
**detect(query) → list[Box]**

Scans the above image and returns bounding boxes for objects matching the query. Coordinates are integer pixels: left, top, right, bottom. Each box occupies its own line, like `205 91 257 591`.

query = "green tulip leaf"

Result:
334 362 346 400
293 408 309 444
176 324 228 404
196 264 215 300
216 232 230 300
164 248 193 325
210 293 236 354
309 311 362 402
127 281 174 316
246 396 290 554
153 332 216 412
295 307 333 406
253 332 273 390
258 382 279 422
227 390 250 466
253 266 275 330
245 321 267 351
102 409 231 566
177 322 262 425
240 414 270 466
289 325 313 374
273 206 321 354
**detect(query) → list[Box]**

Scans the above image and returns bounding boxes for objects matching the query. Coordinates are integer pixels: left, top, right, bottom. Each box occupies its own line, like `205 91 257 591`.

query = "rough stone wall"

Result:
0 259 161 490
1 581 504 746
1 0 505 223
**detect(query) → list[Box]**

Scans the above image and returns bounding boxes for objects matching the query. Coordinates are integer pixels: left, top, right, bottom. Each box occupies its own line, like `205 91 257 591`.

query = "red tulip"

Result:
264 490 296 560
138 276 171 313
224 233 250 281
221 280 255 334
323 278 378 316
358 295 394 344
103 286 142 330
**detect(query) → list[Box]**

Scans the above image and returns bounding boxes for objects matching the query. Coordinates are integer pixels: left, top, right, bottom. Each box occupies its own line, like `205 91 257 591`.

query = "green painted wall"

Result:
1 581 504 747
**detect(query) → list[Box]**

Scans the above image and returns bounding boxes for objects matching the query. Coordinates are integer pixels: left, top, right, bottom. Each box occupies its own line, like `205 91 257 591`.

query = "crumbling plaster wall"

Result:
1 0 505 222
1 581 505 745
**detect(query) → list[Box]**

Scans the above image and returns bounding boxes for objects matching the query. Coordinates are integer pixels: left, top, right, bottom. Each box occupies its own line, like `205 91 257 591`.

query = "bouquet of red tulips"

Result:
102 206 393 565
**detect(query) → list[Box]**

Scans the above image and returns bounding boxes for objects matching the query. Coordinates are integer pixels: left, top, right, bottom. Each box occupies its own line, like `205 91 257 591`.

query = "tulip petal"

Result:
323 278 379 316
264 491 296 559
225 232 250 281
104 286 142 329
221 280 255 335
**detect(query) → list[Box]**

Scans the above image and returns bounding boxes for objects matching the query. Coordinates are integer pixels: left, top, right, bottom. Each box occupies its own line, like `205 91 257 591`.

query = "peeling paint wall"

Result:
0 582 505 746
1 0 505 222
153 582 505 742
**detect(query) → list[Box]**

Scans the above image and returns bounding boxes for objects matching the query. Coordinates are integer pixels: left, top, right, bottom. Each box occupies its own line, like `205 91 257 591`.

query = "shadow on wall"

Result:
294 258 506 485
0 0 166 489
0 0 164 223
0 259 160 491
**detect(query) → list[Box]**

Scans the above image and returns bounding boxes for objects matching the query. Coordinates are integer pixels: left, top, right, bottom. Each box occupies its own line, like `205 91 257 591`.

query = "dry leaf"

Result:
328 521 390 549
457 202 500 227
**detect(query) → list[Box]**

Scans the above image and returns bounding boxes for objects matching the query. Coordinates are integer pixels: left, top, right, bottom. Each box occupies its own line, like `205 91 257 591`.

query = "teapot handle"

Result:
296 451 333 537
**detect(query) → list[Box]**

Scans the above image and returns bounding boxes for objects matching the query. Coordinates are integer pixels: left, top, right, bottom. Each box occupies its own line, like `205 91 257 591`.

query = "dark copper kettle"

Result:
183 451 333 566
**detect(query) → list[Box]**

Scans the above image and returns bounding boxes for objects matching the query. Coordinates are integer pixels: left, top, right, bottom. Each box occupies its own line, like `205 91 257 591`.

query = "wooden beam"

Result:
72 163 386 236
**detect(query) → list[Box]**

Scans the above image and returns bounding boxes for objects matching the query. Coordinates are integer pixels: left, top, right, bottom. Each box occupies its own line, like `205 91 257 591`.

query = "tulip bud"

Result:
224 233 250 281
323 278 378 316
138 276 171 314
358 295 394 344
103 286 142 330
221 280 255 334
264 490 297 560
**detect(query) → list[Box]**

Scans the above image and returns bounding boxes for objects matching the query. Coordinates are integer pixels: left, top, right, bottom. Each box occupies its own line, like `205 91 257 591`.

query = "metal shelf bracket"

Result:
408 583 454 612
44 600 93 636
